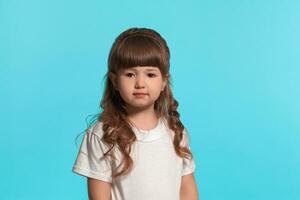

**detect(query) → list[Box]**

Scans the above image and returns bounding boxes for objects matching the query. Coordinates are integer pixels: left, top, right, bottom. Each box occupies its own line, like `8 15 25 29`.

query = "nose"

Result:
135 75 145 88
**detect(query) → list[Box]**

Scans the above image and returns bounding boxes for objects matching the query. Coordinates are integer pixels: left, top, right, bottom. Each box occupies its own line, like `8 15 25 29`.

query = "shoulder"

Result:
181 127 191 147
162 117 190 145
83 121 108 148
81 121 114 154
87 121 105 138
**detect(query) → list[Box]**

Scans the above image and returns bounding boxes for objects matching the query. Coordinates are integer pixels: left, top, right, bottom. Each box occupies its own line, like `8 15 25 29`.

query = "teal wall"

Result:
1 0 299 199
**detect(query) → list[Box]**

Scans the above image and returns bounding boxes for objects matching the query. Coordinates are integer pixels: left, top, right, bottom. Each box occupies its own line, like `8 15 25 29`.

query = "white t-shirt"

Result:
72 117 196 200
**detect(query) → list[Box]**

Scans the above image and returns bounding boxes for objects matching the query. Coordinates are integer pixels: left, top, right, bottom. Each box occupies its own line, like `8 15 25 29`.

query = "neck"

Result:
125 105 159 130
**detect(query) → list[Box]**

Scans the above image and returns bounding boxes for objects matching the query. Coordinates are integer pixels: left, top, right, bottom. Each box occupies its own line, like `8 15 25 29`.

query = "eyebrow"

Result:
125 68 159 72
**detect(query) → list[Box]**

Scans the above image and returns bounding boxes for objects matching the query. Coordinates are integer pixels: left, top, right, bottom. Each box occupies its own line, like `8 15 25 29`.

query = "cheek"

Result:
151 82 164 96
118 79 132 94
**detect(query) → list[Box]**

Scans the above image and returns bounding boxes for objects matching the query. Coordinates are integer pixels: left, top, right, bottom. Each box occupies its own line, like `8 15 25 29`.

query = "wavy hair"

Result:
84 27 193 178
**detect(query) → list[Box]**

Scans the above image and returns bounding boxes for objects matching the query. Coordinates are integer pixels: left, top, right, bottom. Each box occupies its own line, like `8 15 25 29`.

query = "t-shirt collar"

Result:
131 118 165 142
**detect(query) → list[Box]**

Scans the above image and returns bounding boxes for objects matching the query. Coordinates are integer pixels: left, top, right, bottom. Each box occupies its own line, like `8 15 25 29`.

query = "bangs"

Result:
112 36 167 71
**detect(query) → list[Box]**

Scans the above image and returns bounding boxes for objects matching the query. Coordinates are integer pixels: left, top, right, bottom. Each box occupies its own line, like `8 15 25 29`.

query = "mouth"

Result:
133 93 148 97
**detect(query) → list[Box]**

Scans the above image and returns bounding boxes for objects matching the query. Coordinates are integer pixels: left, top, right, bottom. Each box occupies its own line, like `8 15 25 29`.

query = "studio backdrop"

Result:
1 0 299 199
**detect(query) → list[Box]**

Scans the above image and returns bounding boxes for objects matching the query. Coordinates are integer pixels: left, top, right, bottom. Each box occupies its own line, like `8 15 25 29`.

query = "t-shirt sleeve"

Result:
181 128 196 176
72 128 112 183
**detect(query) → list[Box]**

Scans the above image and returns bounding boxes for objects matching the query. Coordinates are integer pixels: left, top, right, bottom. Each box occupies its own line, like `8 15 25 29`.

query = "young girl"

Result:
72 27 199 200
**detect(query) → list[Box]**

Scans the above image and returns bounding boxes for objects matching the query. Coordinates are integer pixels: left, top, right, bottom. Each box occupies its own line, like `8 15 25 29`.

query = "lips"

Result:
133 93 148 95
133 93 148 98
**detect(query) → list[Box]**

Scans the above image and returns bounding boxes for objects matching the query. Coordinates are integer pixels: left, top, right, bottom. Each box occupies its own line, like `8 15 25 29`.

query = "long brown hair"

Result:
86 27 193 178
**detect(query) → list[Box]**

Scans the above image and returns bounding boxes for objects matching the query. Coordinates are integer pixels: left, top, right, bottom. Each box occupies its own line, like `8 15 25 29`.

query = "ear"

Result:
161 73 170 91
108 72 118 90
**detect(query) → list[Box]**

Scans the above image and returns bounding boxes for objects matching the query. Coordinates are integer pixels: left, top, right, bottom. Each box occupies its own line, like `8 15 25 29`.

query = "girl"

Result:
72 27 199 200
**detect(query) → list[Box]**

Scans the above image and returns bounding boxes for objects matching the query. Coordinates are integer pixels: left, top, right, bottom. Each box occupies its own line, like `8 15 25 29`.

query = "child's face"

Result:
112 66 167 112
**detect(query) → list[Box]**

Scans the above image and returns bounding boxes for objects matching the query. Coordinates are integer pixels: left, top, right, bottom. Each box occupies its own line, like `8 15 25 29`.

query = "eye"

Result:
125 72 135 77
147 73 157 78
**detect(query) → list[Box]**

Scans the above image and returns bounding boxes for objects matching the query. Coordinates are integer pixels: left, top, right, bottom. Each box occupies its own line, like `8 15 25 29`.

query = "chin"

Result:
129 102 154 109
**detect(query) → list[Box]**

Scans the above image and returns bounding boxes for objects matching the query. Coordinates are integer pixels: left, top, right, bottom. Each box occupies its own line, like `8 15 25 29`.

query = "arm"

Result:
87 178 112 200
180 173 199 200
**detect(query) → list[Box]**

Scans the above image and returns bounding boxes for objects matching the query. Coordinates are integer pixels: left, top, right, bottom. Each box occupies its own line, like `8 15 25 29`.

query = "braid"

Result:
165 84 193 160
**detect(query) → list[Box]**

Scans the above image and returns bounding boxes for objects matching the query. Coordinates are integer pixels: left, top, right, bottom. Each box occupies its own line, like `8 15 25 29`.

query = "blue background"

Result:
1 0 299 199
